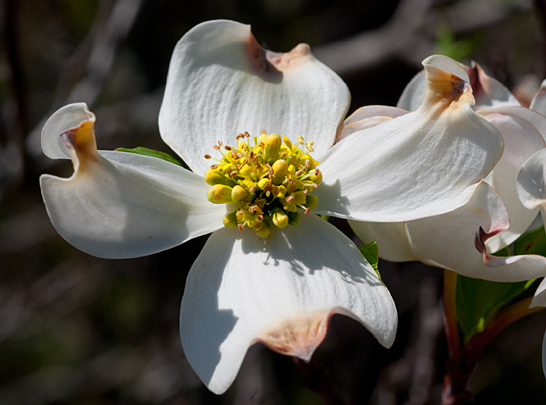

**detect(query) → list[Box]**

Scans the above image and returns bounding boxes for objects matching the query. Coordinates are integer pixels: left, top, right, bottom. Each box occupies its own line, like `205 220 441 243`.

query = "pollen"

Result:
204 132 321 237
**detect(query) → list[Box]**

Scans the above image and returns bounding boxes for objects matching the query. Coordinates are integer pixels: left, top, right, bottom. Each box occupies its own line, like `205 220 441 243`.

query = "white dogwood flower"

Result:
40 23 503 394
350 55 546 292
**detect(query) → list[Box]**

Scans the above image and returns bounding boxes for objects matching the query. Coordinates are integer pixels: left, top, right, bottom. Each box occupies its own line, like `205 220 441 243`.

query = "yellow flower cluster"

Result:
204 131 322 237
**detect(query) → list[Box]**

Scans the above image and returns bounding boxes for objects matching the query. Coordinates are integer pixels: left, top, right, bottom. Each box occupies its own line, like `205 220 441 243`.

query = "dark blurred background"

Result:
2 0 546 404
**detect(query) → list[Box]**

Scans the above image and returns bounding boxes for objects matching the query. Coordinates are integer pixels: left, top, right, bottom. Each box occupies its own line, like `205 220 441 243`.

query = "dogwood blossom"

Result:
350 55 546 294
40 22 504 394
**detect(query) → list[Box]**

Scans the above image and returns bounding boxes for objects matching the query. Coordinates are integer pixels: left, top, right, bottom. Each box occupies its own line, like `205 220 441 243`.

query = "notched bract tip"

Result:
255 310 329 362
60 114 100 172
246 32 311 74
422 55 474 109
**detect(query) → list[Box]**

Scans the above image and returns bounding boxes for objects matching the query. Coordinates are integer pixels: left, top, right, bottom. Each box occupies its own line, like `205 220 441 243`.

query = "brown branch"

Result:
26 0 145 159
313 0 533 76
0 0 27 197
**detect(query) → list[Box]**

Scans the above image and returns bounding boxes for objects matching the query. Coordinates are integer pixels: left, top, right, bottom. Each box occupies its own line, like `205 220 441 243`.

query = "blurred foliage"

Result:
435 21 483 62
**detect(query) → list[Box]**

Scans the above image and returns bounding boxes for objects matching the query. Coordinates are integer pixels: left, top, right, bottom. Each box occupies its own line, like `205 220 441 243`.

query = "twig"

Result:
0 0 27 198
26 0 145 159
313 0 533 76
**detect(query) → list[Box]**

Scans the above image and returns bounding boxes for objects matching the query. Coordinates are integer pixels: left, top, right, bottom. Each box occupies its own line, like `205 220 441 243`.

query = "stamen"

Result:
260 130 267 134
204 154 211 159
304 208 311 215
286 196 295 203
224 145 232 151
295 169 303 176
238 224 245 232
213 145 220 150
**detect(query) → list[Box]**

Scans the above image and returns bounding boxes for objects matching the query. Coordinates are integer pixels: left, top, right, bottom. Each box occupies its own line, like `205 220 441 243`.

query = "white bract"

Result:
40 22 504 394
350 56 546 293
511 78 546 378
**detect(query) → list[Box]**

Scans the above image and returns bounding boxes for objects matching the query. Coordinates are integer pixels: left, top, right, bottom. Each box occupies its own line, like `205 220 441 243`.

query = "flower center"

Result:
204 131 322 237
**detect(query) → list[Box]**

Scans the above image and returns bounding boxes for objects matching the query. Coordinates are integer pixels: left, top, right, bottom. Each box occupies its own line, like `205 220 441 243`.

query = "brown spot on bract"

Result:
246 32 311 74
266 44 311 71
423 66 474 114
255 310 329 362
246 32 268 72
60 116 101 174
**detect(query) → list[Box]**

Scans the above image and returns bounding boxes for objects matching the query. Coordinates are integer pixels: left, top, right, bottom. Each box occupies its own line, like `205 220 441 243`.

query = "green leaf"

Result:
455 275 531 341
359 241 380 279
116 147 181 166
454 226 545 342
513 225 546 256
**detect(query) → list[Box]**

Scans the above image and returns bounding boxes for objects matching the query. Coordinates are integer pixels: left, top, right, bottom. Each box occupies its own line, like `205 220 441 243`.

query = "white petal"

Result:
315 56 503 222
406 182 546 281
531 79 546 116
517 149 546 211
40 108 225 259
41 102 94 160
467 62 520 110
338 116 392 141
338 105 408 142
349 220 416 262
479 107 546 251
396 70 426 112
344 106 408 126
159 20 350 175
422 54 469 82
180 214 397 394
531 278 546 308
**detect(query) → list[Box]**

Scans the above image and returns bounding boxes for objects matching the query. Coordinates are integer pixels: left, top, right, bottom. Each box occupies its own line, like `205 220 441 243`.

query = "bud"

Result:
286 211 301 226
293 191 306 206
204 169 234 187
232 185 251 201
207 184 233 204
304 194 319 209
264 134 282 161
223 211 238 228
309 170 322 185
258 178 271 190
272 159 288 184
271 207 289 228
255 216 272 238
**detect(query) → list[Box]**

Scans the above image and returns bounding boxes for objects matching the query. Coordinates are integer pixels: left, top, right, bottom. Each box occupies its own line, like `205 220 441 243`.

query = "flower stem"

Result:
443 269 460 364
442 269 474 404
442 271 544 405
